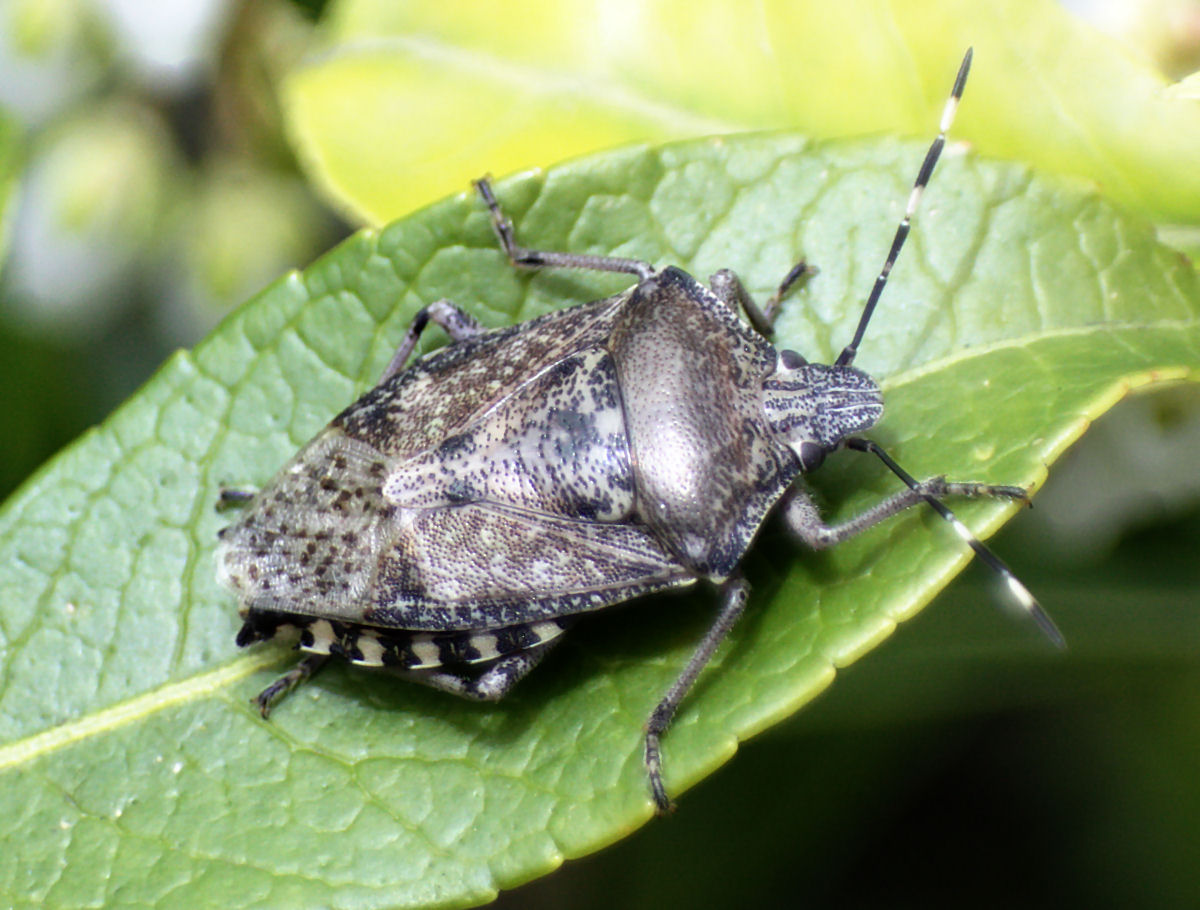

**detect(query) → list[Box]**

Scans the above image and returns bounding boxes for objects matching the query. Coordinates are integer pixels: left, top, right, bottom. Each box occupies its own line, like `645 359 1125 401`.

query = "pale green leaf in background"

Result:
0 105 23 272
284 0 1200 225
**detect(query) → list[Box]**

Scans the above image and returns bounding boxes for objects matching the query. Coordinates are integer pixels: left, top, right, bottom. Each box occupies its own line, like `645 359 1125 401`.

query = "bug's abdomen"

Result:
238 608 569 670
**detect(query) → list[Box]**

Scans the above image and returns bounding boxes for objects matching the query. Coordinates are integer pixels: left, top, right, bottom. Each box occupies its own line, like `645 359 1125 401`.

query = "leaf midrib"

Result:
0 651 281 772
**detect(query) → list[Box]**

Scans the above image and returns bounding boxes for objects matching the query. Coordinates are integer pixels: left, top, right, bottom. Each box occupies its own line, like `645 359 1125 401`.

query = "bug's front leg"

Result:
709 262 815 337
782 479 1028 551
784 465 1063 647
645 573 750 814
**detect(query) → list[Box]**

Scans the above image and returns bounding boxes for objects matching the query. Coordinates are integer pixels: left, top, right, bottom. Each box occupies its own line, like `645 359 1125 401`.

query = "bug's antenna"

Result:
845 438 1065 648
835 48 972 368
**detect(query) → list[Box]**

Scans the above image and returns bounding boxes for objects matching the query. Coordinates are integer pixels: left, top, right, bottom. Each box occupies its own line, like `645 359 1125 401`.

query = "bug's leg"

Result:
763 260 818 326
786 436 1064 647
710 263 817 336
380 298 485 382
782 479 1028 551
711 262 819 335
404 637 563 702
216 488 256 511
235 612 331 717
474 177 656 280
253 655 331 718
645 573 750 814
709 269 773 335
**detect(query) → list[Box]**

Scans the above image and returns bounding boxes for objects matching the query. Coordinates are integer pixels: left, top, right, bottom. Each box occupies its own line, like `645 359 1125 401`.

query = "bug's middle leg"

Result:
380 299 486 382
644 572 751 814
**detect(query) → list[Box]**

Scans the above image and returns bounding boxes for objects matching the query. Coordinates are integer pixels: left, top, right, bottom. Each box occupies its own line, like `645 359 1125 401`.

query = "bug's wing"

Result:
365 501 696 631
219 437 693 631
216 429 401 619
336 294 626 459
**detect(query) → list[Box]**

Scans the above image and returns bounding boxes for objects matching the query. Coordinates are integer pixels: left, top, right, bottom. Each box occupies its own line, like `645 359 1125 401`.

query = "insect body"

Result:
217 49 1059 812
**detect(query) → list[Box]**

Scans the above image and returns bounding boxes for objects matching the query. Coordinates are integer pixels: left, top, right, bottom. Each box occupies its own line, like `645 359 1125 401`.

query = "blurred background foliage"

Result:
0 0 1197 907
0 0 343 498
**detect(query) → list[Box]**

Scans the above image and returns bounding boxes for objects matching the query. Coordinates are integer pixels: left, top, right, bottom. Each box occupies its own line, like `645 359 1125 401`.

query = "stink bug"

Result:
217 49 1061 812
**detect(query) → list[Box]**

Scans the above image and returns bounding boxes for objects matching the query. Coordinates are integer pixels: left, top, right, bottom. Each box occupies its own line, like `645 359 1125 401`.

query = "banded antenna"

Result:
837 48 1065 648
836 47 973 368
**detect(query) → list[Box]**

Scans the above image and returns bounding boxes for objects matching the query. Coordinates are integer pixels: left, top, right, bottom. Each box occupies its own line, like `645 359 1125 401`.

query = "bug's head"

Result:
762 349 883 472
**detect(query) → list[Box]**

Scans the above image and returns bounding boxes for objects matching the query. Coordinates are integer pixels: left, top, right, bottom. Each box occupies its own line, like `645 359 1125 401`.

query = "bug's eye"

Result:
798 441 826 472
779 349 807 369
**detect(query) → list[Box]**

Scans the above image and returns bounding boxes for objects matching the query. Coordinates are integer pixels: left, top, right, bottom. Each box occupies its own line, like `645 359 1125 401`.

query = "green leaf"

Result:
1 134 1197 907
285 0 1200 225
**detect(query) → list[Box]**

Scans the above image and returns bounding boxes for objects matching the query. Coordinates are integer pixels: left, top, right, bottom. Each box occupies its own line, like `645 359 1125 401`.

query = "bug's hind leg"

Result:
404 638 563 702
253 654 331 718
215 488 257 511
474 177 656 281
236 612 333 717
246 637 554 716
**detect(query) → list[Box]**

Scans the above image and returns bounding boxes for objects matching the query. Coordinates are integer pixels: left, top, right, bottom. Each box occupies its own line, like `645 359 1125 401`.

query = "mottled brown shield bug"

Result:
217 49 1061 812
